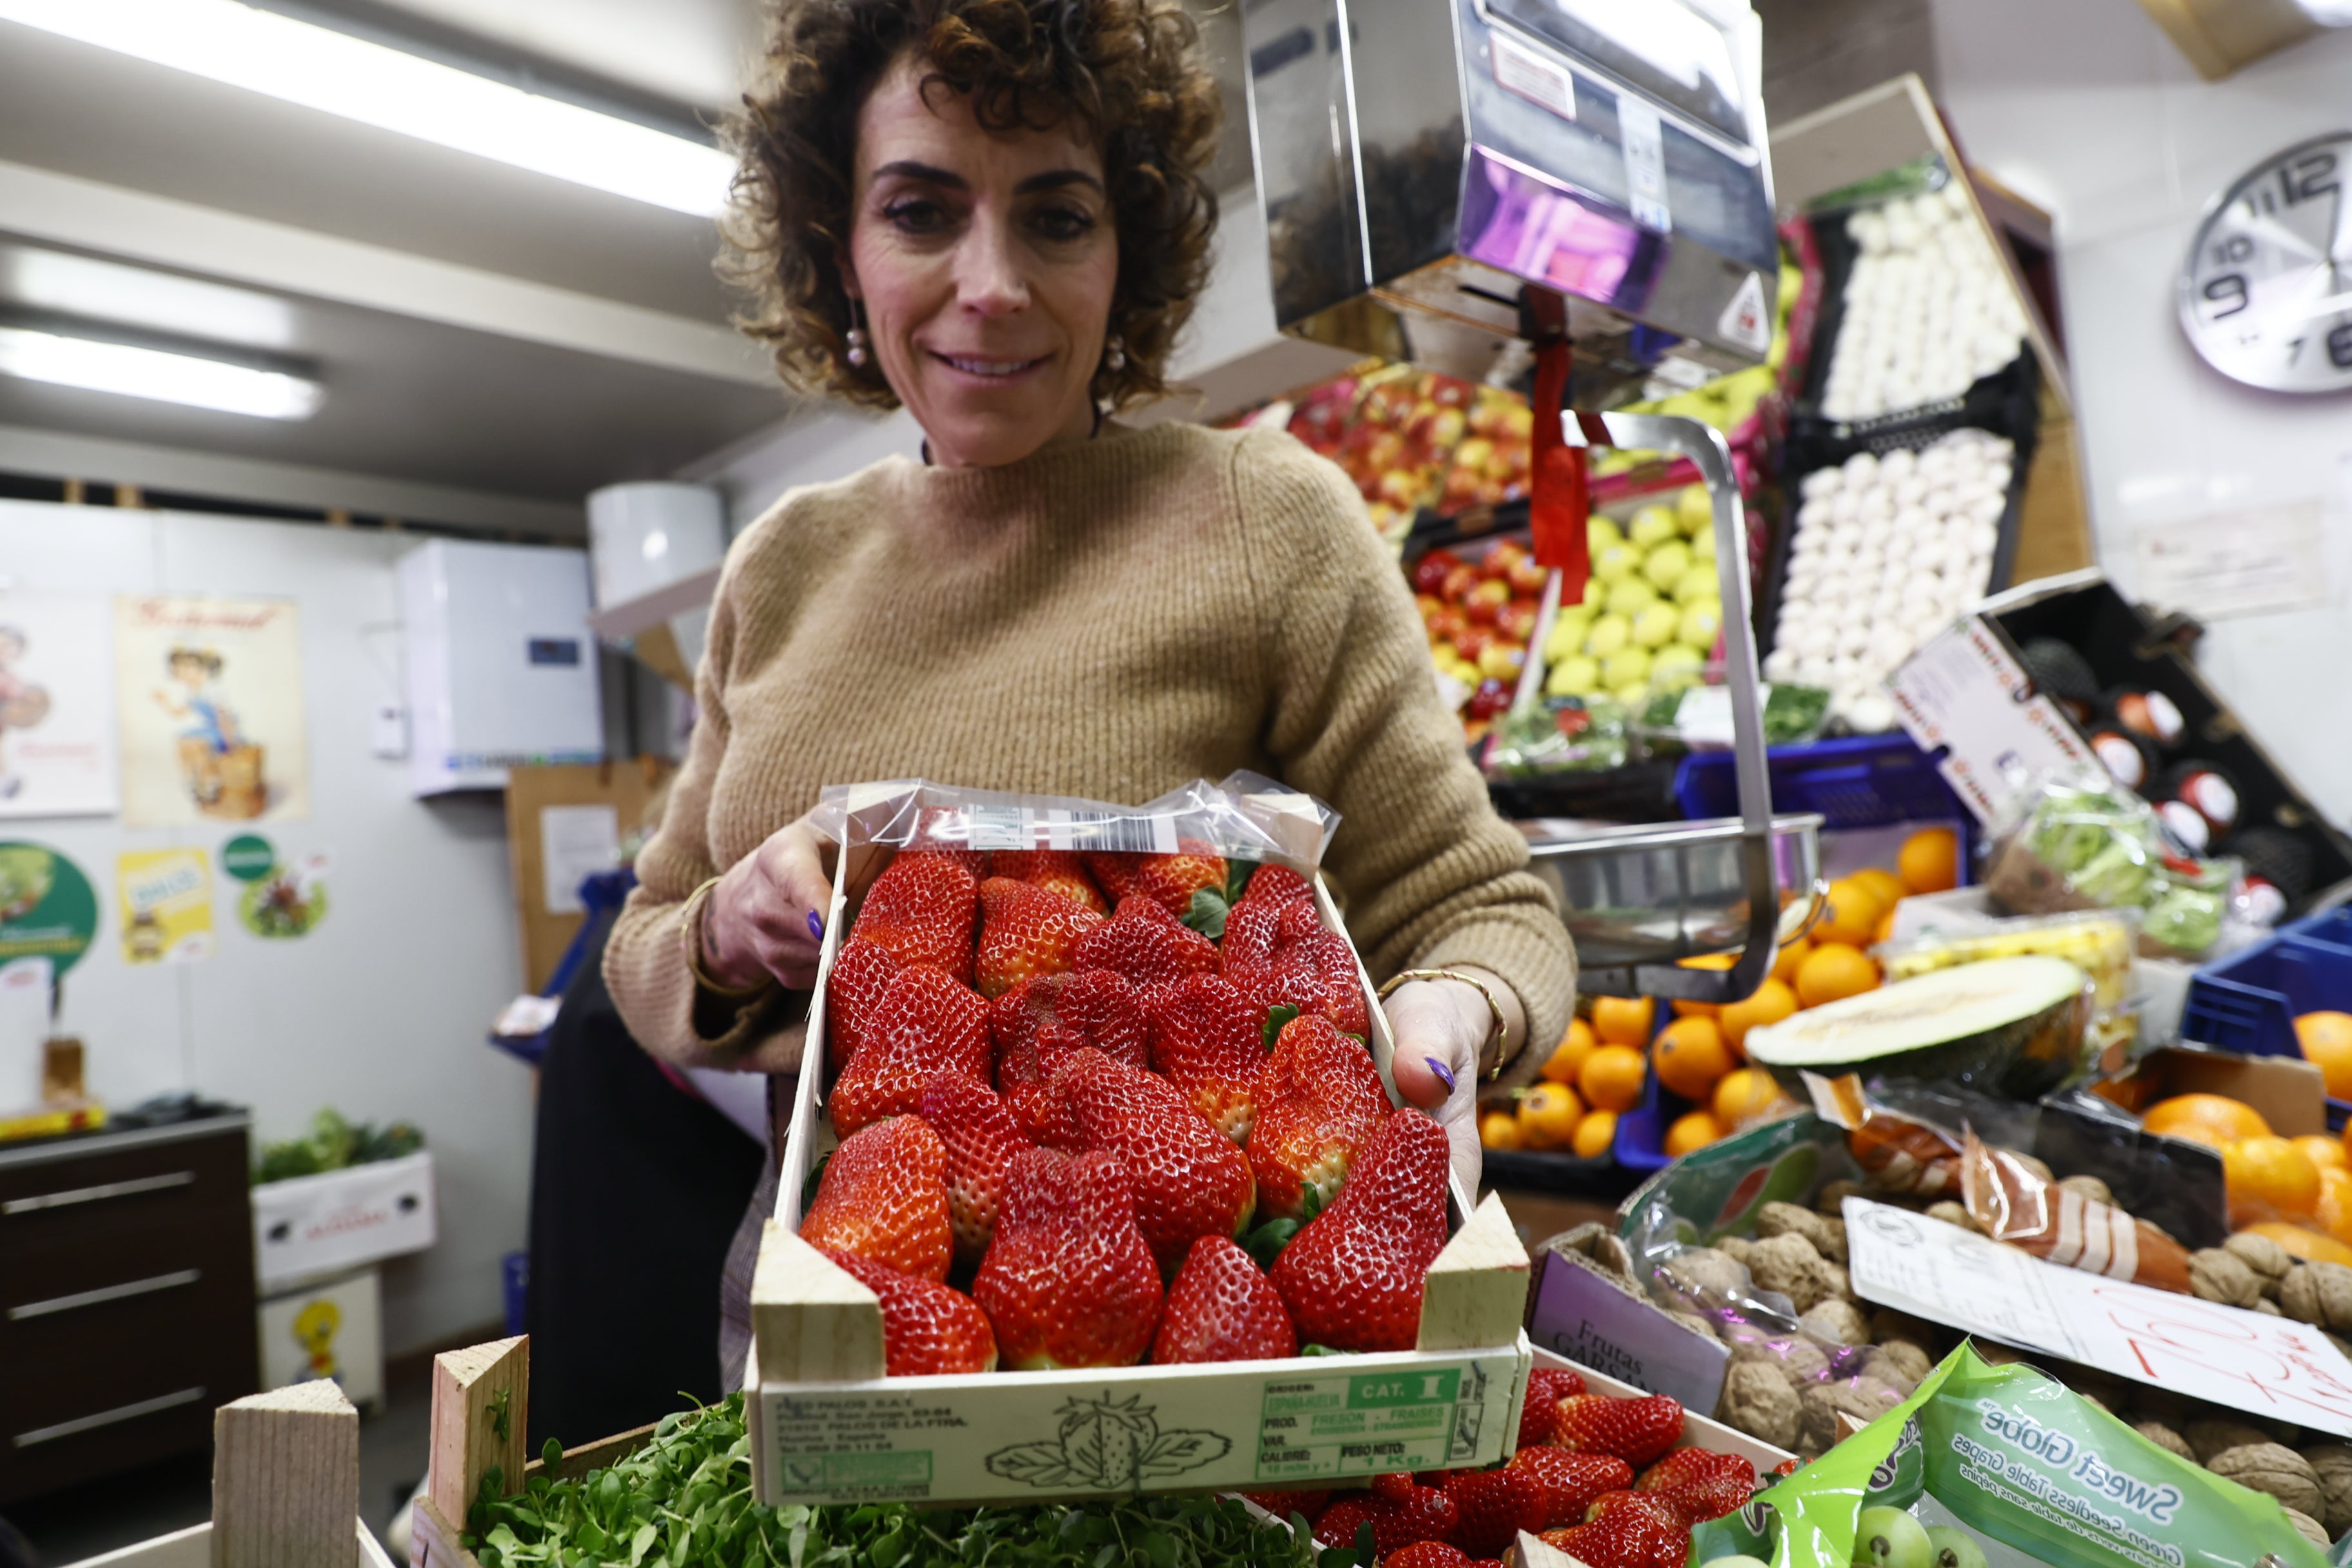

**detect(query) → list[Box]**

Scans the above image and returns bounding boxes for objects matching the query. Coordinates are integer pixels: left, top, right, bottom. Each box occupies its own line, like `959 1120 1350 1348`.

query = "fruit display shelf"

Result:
746 828 1536 1508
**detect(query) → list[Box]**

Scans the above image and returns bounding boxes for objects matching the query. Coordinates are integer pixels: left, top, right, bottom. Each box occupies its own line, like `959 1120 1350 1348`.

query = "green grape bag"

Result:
1691 1344 2332 1568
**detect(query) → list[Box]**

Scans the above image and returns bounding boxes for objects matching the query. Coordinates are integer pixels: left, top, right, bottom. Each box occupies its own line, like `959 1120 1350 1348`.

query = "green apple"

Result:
1678 600 1723 649
1643 540 1693 591
1674 563 1720 604
1587 516 1625 554
1544 655 1600 697
1628 505 1680 549
1690 523 1718 560
1605 576 1659 618
1544 609 1594 663
1592 542 1640 583
1602 645 1652 688
1611 678 1651 706
1854 1506 1935 1568
1584 613 1631 658
1651 645 1704 689
1676 484 1713 533
1632 603 1681 649
1924 1528 1989 1568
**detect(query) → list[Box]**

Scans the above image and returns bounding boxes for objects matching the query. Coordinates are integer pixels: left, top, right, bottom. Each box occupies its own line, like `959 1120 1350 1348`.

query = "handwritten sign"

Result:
1843 1197 2352 1437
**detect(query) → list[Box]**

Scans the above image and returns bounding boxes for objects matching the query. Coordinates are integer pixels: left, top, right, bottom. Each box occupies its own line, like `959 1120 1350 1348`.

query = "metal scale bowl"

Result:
1243 0 1819 1004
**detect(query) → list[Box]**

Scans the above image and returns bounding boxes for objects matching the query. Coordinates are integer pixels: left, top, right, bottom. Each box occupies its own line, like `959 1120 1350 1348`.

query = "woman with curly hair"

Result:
602 0 1576 1384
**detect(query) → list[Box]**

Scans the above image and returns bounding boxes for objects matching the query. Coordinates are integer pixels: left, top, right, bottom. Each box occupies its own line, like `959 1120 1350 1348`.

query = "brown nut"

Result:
1717 1360 1801 1451
2206 1443 2322 1518
2055 1173 2113 1206
2280 1260 2352 1332
2187 1418 2277 1464
2010 1152 2055 1183
1717 1234 1758 1269
1749 1232 1840 1313
2253 1296 2284 1316
1817 1179 1865 1217
1799 1298 1870 1347
1817 1215 1850 1264
2227 1230 2294 1286
1758 1201 1835 1253
1926 1200 1981 1233
1799 1377 1903 1450
1871 1340 1933 1386
2283 1507 2330 1547
2189 1248 2266 1308
2298 1444 2352 1535
2134 1420 2195 1462
1654 1247 1748 1311
1870 1307 1937 1346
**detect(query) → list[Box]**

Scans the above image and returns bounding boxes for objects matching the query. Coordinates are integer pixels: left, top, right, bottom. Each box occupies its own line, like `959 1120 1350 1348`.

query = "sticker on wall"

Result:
0 842 97 978
239 852 329 941
116 847 217 965
113 596 310 828
220 832 277 882
0 594 119 819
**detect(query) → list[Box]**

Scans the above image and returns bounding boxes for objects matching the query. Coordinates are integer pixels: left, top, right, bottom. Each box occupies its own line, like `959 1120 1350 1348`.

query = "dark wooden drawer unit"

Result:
0 1113 259 1504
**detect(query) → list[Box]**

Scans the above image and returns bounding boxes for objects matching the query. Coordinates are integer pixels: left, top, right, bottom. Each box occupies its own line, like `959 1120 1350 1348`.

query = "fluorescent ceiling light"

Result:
2 247 299 350
0 326 322 420
0 0 737 217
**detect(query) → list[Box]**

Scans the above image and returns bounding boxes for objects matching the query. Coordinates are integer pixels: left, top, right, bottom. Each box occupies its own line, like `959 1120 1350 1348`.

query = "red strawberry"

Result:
1146 973 1269 1141
1442 1466 1549 1558
1542 1505 1686 1568
1636 1446 1755 1524
1083 842 1228 919
911 808 989 880
798 1115 952 1282
992 848 1107 913
1516 1365 1589 1450
818 1248 997 1376
1266 929 1371 1036
850 852 979 983
829 967 989 1135
1059 1049 1257 1274
1549 1396 1683 1467
1271 1106 1448 1352
972 1148 1162 1369
1151 1235 1297 1364
990 972 1146 1149
1070 894 1220 992
1240 864 1315 907
823 936 903 1066
1772 1456 1805 1478
1248 1013 1389 1222
1369 1473 1417 1504
1314 1497 1377 1553
914 1072 1032 1266
1313 1487 1458 1555
1584 1491 1685 1530
1239 1489 1330 1521
1381 1543 1471 1568
974 877 1103 999
1507 1447 1631 1529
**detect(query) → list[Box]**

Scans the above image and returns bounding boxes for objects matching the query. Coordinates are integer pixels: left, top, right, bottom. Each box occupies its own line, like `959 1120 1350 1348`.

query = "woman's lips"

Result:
928 349 1051 380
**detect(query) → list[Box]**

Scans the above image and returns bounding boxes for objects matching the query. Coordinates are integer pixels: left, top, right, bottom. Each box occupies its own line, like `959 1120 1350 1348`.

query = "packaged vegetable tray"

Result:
747 775 1534 1508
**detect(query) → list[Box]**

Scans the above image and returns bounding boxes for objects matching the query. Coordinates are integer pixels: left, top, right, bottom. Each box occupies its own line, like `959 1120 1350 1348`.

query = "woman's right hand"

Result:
696 814 834 992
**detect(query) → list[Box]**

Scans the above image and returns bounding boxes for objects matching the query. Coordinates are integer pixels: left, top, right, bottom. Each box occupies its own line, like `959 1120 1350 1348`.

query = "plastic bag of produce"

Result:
1480 695 1633 779
1985 774 2242 959
1690 1343 2332 1568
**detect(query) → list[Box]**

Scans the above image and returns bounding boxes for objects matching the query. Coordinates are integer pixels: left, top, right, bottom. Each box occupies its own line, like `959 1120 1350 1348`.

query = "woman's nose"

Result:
954 217 1030 316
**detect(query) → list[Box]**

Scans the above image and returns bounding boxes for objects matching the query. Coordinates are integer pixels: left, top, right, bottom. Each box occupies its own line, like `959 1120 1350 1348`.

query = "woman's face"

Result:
845 55 1119 469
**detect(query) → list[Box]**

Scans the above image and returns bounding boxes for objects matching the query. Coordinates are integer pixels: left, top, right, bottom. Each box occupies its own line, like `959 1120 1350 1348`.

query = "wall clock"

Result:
2178 130 2352 393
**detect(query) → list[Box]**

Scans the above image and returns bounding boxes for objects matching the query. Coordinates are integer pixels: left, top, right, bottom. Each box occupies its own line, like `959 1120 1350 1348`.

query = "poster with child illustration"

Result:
113 596 309 826
0 595 117 819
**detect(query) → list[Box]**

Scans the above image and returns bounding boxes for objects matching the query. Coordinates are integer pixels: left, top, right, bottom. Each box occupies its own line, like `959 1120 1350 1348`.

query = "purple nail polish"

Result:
1426 1056 1457 1093
807 910 825 940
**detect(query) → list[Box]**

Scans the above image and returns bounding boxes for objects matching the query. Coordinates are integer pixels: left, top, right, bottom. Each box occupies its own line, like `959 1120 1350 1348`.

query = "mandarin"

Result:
1899 827 1959 894
1573 1110 1619 1159
2299 1134 2350 1174
1794 944 1880 1008
1814 877 1885 946
2240 1220 2352 1268
1578 1044 1649 1113
2318 1167 2352 1246
1592 995 1656 1047
1479 1111 1525 1152
2296 1010 2352 1099
1541 1019 1597 1086
1653 1016 1736 1100
1771 937 1812 985
1719 977 1799 1052
2225 1134 2322 1217
1518 1081 1585 1149
1714 1066 1788 1127
2142 1093 2270 1146
1665 1109 1727 1158
1852 867 1906 910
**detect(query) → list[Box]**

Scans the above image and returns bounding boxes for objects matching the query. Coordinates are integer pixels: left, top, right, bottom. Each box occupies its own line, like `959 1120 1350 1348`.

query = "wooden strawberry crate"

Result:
749 808 1536 1507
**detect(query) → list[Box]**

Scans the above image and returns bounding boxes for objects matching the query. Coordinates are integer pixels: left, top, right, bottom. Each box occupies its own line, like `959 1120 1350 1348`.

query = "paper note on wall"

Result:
1843 1197 2352 1436
540 803 620 916
2133 500 2328 620
0 956 50 1114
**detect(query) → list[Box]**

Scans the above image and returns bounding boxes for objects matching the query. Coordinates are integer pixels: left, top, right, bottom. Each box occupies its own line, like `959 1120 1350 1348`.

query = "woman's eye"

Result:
882 199 952 234
1030 206 1097 242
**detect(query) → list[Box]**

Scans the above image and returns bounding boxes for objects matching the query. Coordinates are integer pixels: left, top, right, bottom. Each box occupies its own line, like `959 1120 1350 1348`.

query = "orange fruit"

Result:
1814 877 1886 946
1794 944 1881 1008
1671 952 1736 1017
2242 1220 2352 1268
2225 1135 2322 1217
1479 1111 1525 1152
1665 1109 1727 1158
1713 1066 1787 1128
1899 827 1959 894
1718 977 1798 1052
1578 1044 1649 1113
1572 1110 1619 1159
2142 1093 2271 1147
1852 867 1906 910
1874 907 1899 944
1652 1017 1736 1100
1541 1019 1597 1086
2297 1010 2352 1099
2298 1134 2349 1173
1771 937 1812 985
2317 1167 2352 1245
1517 1081 1585 1149
1592 995 1657 1047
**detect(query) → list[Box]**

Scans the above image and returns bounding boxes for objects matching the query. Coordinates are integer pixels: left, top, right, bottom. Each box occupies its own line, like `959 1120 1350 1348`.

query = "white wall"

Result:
0 499 536 1354
1928 0 2352 821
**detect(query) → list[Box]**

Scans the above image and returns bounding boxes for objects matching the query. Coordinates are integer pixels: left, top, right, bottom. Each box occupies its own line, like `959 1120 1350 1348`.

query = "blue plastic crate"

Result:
502 1250 529 1337
1672 733 1975 873
2183 910 2352 1128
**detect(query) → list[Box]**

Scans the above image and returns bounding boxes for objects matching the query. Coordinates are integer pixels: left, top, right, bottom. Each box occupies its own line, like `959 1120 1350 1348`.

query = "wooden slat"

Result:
750 1220 885 1384
426 1338 527 1534
407 1496 474 1568
69 1520 388 1568
1416 1191 1532 1352
211 1380 359 1568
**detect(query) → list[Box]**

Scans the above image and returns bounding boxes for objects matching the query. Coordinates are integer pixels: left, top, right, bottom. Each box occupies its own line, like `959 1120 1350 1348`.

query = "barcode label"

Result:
967 805 1028 851
961 807 1178 855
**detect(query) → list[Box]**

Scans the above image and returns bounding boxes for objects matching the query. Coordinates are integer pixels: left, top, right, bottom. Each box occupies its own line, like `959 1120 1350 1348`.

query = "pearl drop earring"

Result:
845 301 870 368
1104 335 1126 371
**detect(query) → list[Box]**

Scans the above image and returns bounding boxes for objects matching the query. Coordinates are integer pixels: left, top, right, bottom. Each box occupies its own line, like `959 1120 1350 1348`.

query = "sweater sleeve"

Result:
601 531 799 1071
1233 429 1576 1070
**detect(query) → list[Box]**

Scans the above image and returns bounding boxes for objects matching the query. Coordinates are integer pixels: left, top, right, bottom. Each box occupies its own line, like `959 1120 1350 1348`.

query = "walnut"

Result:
1757 1202 1835 1253
2008 1152 2055 1183
1717 1234 1758 1269
1669 1311 1720 1342
1925 1200 1981 1233
1870 1340 1932 1386
1749 1233 1840 1312
2187 1418 2275 1463
2135 1421 2195 1462
2227 1231 2294 1293
1654 1247 1747 1311
1728 1336 1831 1387
2281 1260 2352 1331
2055 1173 2113 1206
2299 1444 2352 1535
1816 1179 1864 1217
1799 1377 1903 1450
1817 1215 1850 1264
1717 1360 1801 1450
2189 1248 2265 1308
1856 1348 1920 1395
2253 1296 2284 1316
1823 1260 1858 1305
2206 1444 2322 1517
2283 1508 2330 1547
1799 1298 1870 1347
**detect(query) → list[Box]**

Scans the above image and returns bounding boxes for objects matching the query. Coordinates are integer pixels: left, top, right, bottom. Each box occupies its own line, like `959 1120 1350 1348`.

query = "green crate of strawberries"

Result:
747 779 1534 1508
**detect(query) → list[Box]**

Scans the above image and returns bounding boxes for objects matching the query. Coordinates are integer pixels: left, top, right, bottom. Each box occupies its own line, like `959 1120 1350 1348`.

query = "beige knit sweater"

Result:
603 420 1575 1074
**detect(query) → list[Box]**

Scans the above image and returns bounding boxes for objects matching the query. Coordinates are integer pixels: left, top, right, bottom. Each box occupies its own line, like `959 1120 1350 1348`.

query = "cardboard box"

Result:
747 812 1533 1507
2093 1044 2326 1138
1522 1243 1730 1415
257 1265 383 1410
251 1150 436 1292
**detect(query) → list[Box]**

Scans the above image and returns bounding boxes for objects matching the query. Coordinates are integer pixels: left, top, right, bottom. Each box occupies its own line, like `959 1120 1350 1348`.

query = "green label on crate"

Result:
1253 1368 1466 1481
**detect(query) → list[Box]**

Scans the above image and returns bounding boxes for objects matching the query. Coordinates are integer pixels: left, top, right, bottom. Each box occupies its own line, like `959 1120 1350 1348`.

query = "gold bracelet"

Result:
1377 967 1509 1077
678 875 774 1001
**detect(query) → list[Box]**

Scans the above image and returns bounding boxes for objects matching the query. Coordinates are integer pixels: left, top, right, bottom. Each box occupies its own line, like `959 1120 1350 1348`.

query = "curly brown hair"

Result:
723 0 1222 413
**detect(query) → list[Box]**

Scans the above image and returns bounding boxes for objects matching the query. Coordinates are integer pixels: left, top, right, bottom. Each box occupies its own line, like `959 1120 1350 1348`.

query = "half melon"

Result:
1743 954 2090 1098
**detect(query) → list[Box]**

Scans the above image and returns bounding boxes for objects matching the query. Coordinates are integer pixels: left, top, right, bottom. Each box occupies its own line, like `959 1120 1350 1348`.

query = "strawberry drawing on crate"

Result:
982 1391 1231 1491
1059 1048 1257 1274
915 1071 1034 1266
798 1115 953 1282
818 1248 997 1376
1271 1106 1449 1351
972 1147 1162 1369
1248 1012 1389 1223
1070 893 1220 995
849 850 980 983
823 937 903 1065
974 876 1104 999
828 966 990 1135
1150 1235 1296 1364
1084 843 1228 921
992 848 1106 913
1146 972 1268 1141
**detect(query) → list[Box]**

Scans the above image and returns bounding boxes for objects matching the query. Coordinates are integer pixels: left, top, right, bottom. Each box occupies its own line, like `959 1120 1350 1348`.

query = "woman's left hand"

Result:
1386 976 1508 1199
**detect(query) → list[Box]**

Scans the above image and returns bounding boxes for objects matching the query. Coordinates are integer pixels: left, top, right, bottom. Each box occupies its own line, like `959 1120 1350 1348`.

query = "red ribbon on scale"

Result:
1527 337 1591 608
